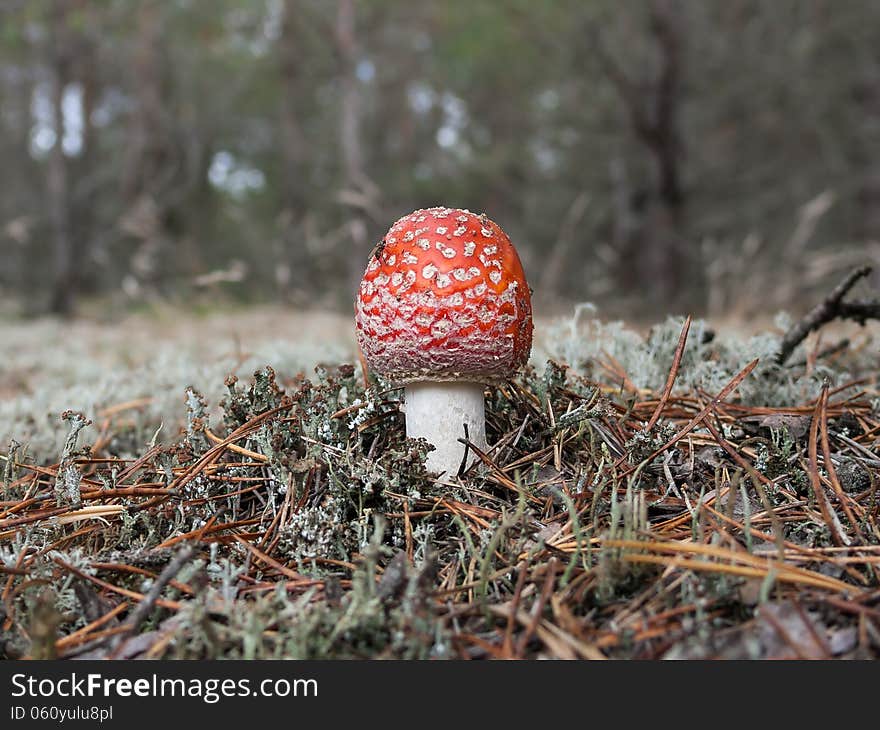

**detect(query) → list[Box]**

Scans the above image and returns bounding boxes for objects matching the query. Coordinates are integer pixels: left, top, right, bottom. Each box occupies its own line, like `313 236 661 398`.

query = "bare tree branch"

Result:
47 0 74 316
110 544 196 657
588 28 652 142
776 265 878 365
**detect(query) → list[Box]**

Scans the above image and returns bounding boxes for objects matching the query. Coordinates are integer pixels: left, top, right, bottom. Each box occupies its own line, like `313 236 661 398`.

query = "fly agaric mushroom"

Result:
355 206 533 476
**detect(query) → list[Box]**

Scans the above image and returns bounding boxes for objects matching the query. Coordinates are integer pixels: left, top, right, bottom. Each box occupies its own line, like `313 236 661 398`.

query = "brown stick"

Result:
646 315 691 430
776 265 877 365
838 300 880 324
807 387 845 547
110 544 196 657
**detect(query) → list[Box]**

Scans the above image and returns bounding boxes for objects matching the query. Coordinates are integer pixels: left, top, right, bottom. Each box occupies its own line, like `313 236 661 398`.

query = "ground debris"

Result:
2 314 880 659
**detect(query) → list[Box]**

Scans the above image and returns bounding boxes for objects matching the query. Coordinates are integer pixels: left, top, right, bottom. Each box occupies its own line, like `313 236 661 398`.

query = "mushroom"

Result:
355 206 533 476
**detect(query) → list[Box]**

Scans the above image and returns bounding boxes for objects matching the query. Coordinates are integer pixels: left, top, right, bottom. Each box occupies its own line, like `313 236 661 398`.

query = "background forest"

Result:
4 2 880 663
1 0 879 320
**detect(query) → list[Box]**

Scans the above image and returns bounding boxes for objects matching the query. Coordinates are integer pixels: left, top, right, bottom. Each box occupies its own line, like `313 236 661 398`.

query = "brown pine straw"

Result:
818 384 866 540
51 557 182 611
646 315 691 431
618 357 760 477
232 535 306 582
807 386 847 547
55 602 130 652
204 428 269 462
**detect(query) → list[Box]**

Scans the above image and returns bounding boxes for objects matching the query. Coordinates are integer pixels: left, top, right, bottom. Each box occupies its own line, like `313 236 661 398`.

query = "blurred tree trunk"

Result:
593 0 698 312
335 0 371 296
653 1 694 311
279 1 307 211
121 0 169 296
337 0 364 191
0 8 40 300
47 0 75 316
69 6 100 298
856 73 880 243
277 0 308 298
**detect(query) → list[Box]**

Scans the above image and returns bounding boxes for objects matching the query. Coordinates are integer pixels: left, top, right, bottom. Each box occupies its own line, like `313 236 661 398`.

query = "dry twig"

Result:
776 265 879 365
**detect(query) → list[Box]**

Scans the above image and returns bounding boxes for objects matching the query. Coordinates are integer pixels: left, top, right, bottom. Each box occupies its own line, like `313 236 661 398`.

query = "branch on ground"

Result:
776 265 879 365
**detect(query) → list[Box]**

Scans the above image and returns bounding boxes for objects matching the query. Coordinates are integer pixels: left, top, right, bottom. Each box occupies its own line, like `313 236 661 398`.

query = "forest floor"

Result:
1 303 880 659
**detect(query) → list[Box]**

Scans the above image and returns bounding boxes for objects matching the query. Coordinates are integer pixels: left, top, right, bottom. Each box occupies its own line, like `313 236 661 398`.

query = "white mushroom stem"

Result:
403 381 487 477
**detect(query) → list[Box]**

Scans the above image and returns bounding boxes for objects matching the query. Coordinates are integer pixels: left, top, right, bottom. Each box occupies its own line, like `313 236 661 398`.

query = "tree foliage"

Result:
0 0 878 316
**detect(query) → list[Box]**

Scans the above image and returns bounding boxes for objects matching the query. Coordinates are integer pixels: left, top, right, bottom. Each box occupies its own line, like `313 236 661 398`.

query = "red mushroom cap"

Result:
355 207 533 384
